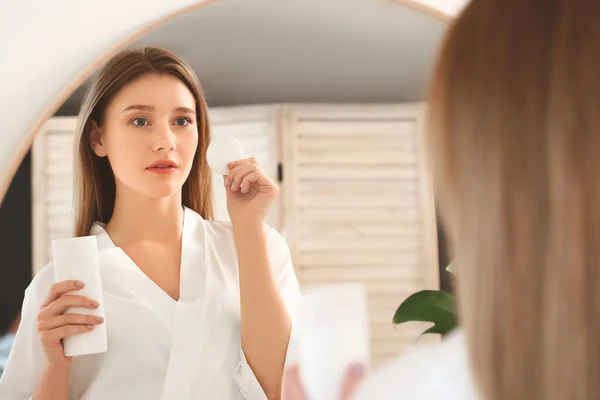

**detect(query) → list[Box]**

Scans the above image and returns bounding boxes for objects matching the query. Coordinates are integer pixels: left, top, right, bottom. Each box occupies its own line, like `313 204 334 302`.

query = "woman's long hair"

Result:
427 1 600 399
73 47 214 237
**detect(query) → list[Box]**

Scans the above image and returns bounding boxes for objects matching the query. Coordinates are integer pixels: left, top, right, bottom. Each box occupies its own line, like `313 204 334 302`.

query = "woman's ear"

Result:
89 121 107 157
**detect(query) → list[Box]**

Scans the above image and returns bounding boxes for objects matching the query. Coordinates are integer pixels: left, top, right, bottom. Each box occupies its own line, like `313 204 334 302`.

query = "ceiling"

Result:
56 0 448 115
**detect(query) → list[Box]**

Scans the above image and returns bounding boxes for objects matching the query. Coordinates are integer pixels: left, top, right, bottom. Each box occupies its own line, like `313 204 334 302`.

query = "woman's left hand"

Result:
224 157 278 226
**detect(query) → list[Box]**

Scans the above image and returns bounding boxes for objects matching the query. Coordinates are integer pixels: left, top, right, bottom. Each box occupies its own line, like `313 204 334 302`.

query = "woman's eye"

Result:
132 117 149 127
174 117 191 127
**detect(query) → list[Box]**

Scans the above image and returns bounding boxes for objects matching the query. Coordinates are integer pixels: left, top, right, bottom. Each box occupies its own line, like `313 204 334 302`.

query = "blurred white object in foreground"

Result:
298 283 370 400
353 330 477 400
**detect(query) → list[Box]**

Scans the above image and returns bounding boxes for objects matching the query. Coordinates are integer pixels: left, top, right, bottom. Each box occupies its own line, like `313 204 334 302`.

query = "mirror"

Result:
0 0 465 383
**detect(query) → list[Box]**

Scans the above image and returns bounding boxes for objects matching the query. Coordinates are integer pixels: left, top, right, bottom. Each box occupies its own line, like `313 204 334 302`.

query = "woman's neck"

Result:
105 189 184 245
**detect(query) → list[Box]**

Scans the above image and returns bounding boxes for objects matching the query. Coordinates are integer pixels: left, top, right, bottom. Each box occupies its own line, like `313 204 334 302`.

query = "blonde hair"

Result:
73 47 214 237
427 1 600 399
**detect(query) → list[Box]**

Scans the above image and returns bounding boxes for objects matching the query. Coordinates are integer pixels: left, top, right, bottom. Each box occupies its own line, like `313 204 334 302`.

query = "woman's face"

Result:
92 73 198 200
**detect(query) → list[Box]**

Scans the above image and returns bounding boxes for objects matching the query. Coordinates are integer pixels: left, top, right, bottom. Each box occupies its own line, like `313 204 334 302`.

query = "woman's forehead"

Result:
109 73 196 112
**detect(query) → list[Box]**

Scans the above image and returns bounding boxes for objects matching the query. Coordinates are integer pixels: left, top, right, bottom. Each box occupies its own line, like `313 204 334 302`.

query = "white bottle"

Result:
52 236 107 357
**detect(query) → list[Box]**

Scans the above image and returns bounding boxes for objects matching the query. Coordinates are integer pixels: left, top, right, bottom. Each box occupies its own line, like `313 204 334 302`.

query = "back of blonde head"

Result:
73 47 214 237
427 0 600 399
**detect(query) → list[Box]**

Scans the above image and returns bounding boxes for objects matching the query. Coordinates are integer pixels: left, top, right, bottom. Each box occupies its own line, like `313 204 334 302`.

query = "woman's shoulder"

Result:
25 227 112 306
353 330 477 400
23 262 56 306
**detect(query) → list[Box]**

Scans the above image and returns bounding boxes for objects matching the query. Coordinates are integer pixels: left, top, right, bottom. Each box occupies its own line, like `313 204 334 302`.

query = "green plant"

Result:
393 263 458 336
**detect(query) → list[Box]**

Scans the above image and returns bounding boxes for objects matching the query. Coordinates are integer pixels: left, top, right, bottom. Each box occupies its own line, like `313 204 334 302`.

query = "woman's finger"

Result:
39 324 95 348
226 163 259 192
39 294 99 318
224 162 252 186
240 171 264 193
37 313 104 331
40 280 85 308
227 164 256 191
339 363 365 400
228 157 258 168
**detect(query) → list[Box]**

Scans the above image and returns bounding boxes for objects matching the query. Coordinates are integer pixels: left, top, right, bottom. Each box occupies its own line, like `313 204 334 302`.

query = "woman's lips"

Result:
146 159 178 174
146 165 177 175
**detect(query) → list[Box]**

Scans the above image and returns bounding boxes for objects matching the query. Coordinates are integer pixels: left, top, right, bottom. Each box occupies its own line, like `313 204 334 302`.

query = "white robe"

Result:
0 207 301 400
352 330 479 400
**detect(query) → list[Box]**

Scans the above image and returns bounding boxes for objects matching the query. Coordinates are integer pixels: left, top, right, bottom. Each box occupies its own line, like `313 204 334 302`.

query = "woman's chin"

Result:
139 182 184 200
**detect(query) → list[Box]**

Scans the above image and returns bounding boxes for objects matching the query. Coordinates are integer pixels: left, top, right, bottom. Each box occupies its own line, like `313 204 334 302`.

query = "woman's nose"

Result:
153 125 176 152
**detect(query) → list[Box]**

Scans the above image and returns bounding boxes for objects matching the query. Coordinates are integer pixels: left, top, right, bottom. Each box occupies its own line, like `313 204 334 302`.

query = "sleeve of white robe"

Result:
233 226 302 400
0 292 46 400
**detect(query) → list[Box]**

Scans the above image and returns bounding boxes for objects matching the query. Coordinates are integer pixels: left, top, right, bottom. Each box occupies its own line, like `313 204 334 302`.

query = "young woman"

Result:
287 0 600 399
0 47 300 400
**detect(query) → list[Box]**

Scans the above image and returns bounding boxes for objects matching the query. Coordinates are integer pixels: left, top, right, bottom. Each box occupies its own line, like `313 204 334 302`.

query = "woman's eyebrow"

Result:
122 105 195 114
122 104 154 112
174 106 195 114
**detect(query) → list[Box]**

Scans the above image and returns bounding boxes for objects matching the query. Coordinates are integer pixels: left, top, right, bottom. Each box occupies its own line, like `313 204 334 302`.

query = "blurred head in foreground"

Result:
427 1 600 399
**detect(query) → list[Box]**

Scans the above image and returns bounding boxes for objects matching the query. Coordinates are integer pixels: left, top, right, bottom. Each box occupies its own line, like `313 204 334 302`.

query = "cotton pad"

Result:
206 134 244 175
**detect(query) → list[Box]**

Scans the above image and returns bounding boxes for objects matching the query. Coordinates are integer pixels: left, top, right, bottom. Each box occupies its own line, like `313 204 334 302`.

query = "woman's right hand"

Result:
36 280 104 370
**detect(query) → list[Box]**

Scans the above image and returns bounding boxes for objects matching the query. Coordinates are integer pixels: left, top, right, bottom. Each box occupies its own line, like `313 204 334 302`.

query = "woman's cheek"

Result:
108 142 142 177
181 131 199 162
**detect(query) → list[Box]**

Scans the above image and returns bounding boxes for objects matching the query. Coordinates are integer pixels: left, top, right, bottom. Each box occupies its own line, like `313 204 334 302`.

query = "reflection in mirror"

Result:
0 0 449 392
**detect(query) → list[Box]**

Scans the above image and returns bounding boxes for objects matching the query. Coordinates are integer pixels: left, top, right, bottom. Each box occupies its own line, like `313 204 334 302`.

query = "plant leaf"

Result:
393 290 458 335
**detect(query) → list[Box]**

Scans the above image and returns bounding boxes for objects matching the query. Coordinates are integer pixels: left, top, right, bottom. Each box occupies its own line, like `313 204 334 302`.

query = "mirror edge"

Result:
0 0 220 206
